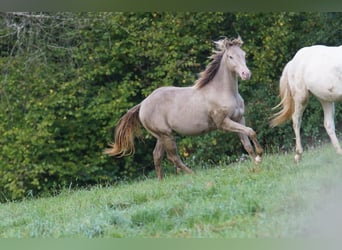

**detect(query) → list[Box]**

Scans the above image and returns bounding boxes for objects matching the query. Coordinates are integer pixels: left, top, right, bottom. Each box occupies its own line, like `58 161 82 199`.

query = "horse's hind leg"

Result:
292 94 308 163
153 139 165 180
160 135 194 175
320 100 342 154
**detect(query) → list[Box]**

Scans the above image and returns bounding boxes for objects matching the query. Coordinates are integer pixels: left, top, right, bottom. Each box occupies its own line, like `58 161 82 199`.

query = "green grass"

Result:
1 144 342 238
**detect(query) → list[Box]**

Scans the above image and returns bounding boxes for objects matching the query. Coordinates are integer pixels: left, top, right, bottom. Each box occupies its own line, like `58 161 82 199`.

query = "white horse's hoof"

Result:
255 155 262 164
294 154 301 163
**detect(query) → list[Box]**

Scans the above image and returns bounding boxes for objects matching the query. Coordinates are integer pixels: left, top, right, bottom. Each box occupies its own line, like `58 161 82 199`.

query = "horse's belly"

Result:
323 84 342 101
307 68 342 102
303 49 342 102
309 85 342 102
170 118 213 136
172 123 213 135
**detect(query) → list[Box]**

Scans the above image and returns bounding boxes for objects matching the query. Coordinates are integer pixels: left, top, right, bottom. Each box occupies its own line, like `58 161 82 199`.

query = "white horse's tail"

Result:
270 64 294 127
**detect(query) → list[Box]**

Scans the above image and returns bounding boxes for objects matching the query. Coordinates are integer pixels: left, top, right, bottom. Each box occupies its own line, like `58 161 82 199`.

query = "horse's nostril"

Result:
241 71 251 80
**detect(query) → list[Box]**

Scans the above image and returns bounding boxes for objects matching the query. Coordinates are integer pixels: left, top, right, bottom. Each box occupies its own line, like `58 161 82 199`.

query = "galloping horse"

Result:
105 37 263 179
271 45 342 162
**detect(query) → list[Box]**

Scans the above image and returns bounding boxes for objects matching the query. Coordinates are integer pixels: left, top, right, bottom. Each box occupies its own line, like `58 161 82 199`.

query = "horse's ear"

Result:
236 35 244 46
214 39 226 51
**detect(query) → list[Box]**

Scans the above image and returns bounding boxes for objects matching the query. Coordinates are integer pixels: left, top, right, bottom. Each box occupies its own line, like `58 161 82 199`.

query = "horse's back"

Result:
139 86 182 131
290 45 342 69
287 45 342 101
140 86 194 116
139 86 213 136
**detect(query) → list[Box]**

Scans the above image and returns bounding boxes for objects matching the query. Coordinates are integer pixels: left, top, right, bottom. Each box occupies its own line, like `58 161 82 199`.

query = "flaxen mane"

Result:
194 37 243 89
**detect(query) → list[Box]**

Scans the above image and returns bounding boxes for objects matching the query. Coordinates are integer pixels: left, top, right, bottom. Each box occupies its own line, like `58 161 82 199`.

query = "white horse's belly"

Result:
307 66 342 102
297 46 342 102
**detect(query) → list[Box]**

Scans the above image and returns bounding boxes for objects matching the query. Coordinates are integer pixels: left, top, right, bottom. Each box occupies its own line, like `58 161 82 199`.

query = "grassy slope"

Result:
1 144 342 238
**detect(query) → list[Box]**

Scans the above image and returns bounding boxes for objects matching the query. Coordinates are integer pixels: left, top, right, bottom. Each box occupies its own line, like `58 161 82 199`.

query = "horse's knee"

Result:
247 128 256 139
324 119 332 129
324 121 336 136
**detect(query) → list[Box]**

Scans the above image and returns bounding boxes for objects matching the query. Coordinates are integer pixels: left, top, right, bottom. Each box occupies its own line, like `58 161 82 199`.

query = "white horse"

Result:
271 45 342 162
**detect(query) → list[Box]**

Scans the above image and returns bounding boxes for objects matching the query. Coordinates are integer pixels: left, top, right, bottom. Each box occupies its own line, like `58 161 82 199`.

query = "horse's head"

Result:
216 37 251 80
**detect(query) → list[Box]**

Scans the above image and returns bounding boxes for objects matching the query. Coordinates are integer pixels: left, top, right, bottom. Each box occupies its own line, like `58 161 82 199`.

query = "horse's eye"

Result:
228 55 234 59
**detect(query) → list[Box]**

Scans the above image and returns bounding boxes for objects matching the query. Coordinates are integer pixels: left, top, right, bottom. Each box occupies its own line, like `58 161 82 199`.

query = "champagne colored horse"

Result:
105 37 263 179
271 45 342 162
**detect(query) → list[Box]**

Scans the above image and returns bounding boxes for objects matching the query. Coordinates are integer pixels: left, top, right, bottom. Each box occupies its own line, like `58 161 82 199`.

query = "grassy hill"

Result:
1 144 342 238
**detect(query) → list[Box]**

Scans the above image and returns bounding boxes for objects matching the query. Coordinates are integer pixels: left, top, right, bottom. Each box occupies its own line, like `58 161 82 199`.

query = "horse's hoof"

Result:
255 155 262 164
294 154 301 163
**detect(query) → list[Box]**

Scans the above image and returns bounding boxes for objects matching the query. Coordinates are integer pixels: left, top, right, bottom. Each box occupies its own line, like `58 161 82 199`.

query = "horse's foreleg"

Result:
153 139 165 180
237 117 260 163
220 117 263 163
321 101 342 154
238 133 256 159
160 135 194 175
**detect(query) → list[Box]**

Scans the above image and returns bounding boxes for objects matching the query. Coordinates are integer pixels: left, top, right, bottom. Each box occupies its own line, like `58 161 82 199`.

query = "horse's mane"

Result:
194 37 243 89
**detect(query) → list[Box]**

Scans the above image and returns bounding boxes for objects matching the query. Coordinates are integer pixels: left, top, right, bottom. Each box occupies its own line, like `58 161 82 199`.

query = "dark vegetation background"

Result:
0 12 341 201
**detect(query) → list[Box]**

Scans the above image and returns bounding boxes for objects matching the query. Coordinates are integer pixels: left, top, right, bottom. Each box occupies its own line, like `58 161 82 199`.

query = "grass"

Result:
1 144 342 238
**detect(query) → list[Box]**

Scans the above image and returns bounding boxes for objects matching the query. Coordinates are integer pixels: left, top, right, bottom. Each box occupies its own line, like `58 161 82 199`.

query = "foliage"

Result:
0 12 342 200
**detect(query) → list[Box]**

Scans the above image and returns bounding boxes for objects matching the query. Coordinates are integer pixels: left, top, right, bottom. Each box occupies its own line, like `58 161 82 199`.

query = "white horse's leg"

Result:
292 97 308 163
320 101 342 154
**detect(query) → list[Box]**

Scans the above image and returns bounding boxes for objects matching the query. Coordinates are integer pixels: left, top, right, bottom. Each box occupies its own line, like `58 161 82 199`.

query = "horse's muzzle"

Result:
240 70 251 80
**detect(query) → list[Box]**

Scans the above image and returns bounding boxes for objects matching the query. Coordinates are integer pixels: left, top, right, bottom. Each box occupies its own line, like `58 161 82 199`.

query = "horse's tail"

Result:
270 64 294 127
104 104 141 157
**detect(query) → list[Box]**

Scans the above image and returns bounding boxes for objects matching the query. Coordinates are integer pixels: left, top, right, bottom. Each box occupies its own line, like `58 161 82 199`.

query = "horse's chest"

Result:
231 106 244 121
209 104 244 127
220 97 245 120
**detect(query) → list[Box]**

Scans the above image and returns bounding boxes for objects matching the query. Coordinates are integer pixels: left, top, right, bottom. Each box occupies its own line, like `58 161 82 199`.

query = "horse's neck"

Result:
211 64 239 97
